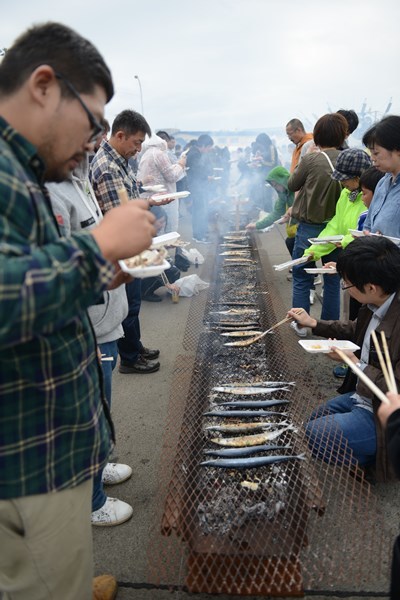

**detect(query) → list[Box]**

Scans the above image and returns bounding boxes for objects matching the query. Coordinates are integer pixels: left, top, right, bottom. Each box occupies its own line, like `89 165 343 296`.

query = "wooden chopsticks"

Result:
371 330 397 393
333 328 397 406
160 271 169 287
224 309 303 347
117 188 129 205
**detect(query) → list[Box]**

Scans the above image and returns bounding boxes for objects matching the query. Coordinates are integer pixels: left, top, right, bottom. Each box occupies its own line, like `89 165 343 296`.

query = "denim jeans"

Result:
292 222 341 319
305 391 376 466
92 341 118 512
118 278 142 364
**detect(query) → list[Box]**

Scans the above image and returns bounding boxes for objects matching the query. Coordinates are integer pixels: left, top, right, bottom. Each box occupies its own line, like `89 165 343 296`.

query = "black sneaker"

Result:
119 356 160 374
140 346 160 360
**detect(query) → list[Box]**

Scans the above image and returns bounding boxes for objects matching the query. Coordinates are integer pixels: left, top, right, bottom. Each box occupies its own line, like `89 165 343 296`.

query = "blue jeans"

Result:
305 392 376 466
92 341 118 512
117 278 142 364
292 222 341 319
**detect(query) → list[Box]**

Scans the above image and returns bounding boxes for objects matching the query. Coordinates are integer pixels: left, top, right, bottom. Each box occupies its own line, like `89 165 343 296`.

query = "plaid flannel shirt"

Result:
0 116 115 499
89 139 139 213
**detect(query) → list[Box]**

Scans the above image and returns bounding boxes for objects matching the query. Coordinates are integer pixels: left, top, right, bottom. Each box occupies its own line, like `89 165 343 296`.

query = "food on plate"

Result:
124 247 167 268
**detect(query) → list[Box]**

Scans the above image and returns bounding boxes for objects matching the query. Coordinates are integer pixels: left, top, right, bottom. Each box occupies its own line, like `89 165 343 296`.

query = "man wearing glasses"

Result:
287 236 400 482
0 22 155 599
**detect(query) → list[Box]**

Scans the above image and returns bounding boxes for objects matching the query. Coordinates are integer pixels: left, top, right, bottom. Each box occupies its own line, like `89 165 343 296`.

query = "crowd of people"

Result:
1 20 400 600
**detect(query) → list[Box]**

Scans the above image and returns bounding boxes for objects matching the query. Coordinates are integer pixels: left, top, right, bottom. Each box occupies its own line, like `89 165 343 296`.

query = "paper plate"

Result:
119 258 170 279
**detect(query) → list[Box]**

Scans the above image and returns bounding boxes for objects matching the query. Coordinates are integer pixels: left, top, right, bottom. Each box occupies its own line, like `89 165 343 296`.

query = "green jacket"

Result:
304 188 365 260
255 166 295 229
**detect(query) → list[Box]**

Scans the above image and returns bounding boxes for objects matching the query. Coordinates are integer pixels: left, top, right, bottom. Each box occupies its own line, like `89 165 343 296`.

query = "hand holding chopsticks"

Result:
224 309 303 347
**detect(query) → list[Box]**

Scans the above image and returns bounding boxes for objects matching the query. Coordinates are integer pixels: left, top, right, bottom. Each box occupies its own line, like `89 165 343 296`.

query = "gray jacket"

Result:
47 161 128 344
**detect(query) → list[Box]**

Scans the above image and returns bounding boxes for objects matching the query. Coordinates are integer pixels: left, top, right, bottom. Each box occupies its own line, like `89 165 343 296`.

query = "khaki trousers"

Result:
0 478 93 600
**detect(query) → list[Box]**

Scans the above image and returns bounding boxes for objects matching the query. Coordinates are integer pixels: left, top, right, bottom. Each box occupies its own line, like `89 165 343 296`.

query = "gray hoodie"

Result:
47 159 128 344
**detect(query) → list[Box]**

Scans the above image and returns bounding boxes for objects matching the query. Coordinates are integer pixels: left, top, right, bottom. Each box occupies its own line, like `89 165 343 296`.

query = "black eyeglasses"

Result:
54 71 104 143
341 281 356 291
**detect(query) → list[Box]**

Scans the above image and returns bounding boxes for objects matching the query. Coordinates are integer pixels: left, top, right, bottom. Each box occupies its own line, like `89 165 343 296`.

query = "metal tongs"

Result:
224 309 303 347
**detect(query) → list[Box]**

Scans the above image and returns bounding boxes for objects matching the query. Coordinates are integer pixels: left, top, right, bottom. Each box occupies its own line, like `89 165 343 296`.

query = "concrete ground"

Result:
93 215 399 600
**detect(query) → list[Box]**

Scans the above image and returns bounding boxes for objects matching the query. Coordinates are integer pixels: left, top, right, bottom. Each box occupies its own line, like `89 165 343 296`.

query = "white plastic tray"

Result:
348 230 400 245
304 267 337 274
119 258 169 279
141 184 166 192
298 339 360 354
273 256 309 271
308 235 344 245
151 232 180 248
151 191 190 204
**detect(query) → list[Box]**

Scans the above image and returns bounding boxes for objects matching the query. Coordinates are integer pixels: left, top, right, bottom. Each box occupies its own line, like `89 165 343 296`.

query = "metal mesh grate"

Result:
148 232 390 596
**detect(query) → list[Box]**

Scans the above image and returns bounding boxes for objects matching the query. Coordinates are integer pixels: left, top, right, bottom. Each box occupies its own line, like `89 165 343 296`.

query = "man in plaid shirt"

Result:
0 23 155 599
91 110 161 373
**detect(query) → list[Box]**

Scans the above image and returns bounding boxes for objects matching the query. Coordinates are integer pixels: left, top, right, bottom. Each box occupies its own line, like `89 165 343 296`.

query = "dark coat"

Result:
313 291 400 481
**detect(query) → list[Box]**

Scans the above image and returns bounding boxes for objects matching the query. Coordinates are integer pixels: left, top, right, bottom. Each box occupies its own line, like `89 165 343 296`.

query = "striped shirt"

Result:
90 139 139 213
0 116 114 498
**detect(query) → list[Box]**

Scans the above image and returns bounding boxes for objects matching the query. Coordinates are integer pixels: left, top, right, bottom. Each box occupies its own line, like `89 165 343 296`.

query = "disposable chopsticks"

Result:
371 330 397 394
117 188 129 205
334 348 390 405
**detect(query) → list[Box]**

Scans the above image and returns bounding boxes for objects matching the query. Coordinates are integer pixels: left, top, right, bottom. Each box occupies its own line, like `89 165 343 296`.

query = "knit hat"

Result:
331 148 372 181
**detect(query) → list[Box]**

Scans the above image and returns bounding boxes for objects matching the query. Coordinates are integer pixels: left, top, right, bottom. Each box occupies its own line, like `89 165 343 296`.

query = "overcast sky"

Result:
1 0 398 135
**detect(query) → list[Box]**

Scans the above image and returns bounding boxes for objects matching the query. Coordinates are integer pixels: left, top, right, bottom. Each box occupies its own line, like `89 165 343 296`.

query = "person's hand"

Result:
246 222 257 230
107 265 133 289
378 392 400 428
285 207 293 218
333 242 342 248
148 198 175 207
166 283 180 294
92 200 156 263
287 307 316 329
327 344 357 363
276 213 290 224
323 261 337 271
178 156 187 169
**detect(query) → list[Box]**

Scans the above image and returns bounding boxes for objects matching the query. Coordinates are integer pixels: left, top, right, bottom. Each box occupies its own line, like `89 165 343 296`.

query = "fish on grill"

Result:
210 425 296 447
217 399 290 408
211 386 290 395
203 443 291 457
204 410 288 418
205 421 290 433
200 453 306 469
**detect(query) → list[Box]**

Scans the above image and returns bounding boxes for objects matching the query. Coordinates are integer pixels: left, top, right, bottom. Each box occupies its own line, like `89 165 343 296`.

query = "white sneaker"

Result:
102 462 132 486
91 497 133 527
309 290 315 305
290 321 308 337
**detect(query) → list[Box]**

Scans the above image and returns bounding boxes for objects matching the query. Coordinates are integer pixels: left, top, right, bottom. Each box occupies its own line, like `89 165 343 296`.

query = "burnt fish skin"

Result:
218 399 290 409
200 453 306 469
204 410 288 418
203 444 291 458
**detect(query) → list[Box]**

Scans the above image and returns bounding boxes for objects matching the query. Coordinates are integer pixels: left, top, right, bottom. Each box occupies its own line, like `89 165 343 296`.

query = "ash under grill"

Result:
147 231 389 596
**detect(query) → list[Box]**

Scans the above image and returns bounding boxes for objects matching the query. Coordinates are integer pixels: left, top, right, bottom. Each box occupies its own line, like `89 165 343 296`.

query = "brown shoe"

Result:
92 574 118 600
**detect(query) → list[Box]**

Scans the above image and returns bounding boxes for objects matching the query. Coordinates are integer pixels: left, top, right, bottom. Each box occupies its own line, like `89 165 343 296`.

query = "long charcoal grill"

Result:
147 231 389 596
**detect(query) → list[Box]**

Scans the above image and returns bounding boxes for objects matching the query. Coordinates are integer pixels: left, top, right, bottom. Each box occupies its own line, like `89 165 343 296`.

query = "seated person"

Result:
288 236 400 481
